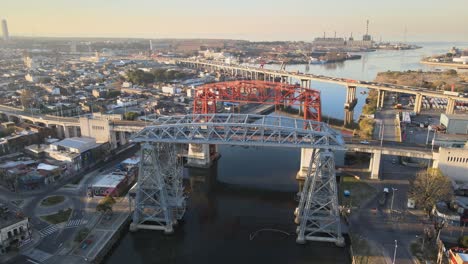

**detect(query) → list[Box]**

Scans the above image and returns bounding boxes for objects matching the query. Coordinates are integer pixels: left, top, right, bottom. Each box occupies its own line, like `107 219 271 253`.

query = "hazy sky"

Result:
2 0 468 41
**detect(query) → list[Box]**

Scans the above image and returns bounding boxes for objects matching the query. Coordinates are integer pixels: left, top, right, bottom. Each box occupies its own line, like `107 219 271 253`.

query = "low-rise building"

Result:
434 147 468 182
89 157 139 197
441 114 468 135
0 207 31 255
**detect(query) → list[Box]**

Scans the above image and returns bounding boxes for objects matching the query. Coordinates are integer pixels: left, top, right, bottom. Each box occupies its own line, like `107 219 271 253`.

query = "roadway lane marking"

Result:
26 259 41 264
39 225 58 238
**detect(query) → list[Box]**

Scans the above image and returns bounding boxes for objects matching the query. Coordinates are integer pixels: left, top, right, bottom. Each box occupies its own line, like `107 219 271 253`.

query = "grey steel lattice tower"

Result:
130 143 185 233
2 19 9 41
295 149 344 246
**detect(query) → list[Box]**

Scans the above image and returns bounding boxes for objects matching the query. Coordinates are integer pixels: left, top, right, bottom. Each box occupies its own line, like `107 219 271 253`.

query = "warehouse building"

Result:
440 114 468 134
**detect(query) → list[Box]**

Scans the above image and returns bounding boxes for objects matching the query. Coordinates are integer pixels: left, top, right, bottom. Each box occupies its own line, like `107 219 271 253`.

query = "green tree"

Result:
409 168 453 216
106 90 121 99
127 70 155 85
124 112 139 121
358 118 375 139
96 196 116 214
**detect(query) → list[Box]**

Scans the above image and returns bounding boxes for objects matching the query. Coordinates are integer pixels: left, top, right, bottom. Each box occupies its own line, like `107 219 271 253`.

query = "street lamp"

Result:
431 130 437 152
380 121 385 147
393 239 398 264
425 125 431 146
390 188 398 214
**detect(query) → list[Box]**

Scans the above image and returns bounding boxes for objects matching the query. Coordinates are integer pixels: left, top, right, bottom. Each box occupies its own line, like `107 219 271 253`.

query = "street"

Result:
2 144 139 264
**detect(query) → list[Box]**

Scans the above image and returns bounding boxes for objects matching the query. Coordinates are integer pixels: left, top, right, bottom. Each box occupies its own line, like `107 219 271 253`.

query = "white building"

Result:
453 56 468 64
162 86 182 95
0 208 30 255
50 137 100 154
433 146 468 182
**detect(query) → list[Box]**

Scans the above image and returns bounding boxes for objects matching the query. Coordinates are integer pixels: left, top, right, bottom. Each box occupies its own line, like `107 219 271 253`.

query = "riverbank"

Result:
420 60 468 69
375 69 468 92
273 107 357 133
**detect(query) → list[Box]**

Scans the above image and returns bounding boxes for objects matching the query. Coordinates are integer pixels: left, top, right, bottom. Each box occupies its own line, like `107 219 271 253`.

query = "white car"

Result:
360 140 370 145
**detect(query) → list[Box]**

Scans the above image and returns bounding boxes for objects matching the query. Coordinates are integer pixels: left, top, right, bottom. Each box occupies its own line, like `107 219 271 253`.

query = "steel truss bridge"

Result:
130 114 346 246
193 80 322 122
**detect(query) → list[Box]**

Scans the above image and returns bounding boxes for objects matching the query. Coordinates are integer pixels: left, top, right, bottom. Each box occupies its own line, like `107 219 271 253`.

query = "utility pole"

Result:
392 240 398 264
390 188 398 215
380 122 385 147
425 125 431 146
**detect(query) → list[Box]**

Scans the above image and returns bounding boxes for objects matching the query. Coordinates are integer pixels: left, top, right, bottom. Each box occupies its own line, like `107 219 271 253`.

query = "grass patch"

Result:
41 208 72 224
40 195 65 206
339 176 377 208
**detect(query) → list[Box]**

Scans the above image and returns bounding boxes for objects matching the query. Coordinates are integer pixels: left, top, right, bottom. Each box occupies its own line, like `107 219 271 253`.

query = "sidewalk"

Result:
70 197 131 262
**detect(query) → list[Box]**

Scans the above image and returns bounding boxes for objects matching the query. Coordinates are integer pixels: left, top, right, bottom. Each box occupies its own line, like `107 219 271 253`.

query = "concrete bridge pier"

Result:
344 85 357 109
368 151 382 180
376 90 385 109
300 79 310 88
344 85 357 126
380 91 385 108
344 110 354 127
414 93 423 114
446 98 456 114
296 148 345 185
187 144 219 168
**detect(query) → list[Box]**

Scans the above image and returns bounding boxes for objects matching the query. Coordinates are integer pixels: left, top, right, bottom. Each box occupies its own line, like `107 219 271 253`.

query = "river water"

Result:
104 42 467 264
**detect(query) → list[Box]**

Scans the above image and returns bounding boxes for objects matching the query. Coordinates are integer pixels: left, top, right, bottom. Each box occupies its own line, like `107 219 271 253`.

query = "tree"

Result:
127 70 154 85
409 168 453 215
106 90 121 99
124 111 139 120
96 196 116 214
358 118 375 139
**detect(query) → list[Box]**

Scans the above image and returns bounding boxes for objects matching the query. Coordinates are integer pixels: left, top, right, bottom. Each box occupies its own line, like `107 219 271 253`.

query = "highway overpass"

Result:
177 59 468 116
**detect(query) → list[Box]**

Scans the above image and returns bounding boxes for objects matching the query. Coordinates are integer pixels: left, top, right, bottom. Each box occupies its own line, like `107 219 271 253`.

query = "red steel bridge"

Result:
193 80 322 122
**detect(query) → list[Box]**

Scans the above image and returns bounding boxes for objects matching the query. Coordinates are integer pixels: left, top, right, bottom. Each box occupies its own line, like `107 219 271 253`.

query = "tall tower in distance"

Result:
362 19 372 41
2 19 9 41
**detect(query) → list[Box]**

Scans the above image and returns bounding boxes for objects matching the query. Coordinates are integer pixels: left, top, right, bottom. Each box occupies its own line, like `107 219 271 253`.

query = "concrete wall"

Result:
435 147 468 182
79 117 111 144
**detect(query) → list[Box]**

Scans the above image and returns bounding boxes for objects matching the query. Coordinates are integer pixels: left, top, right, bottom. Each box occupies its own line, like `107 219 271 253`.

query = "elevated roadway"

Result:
177 59 467 114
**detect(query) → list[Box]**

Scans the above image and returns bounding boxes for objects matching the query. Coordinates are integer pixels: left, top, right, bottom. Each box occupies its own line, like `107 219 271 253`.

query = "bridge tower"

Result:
295 149 344 246
130 143 185 233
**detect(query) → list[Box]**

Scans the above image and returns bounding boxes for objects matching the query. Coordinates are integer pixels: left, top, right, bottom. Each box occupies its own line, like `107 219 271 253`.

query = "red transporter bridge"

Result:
192 80 322 122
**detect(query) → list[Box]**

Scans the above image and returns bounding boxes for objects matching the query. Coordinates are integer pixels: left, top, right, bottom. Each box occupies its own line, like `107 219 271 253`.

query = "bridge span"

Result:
177 59 468 119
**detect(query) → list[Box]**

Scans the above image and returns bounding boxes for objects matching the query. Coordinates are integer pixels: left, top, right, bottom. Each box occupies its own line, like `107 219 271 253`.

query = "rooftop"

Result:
51 137 100 153
0 209 28 230
121 157 140 165
442 113 468 121
92 173 126 188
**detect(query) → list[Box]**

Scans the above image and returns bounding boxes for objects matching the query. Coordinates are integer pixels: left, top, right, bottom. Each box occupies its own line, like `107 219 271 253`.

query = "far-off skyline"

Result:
2 0 468 41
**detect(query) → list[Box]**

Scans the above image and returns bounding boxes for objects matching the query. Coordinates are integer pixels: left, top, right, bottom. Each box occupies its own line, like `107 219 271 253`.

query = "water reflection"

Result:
105 146 350 264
